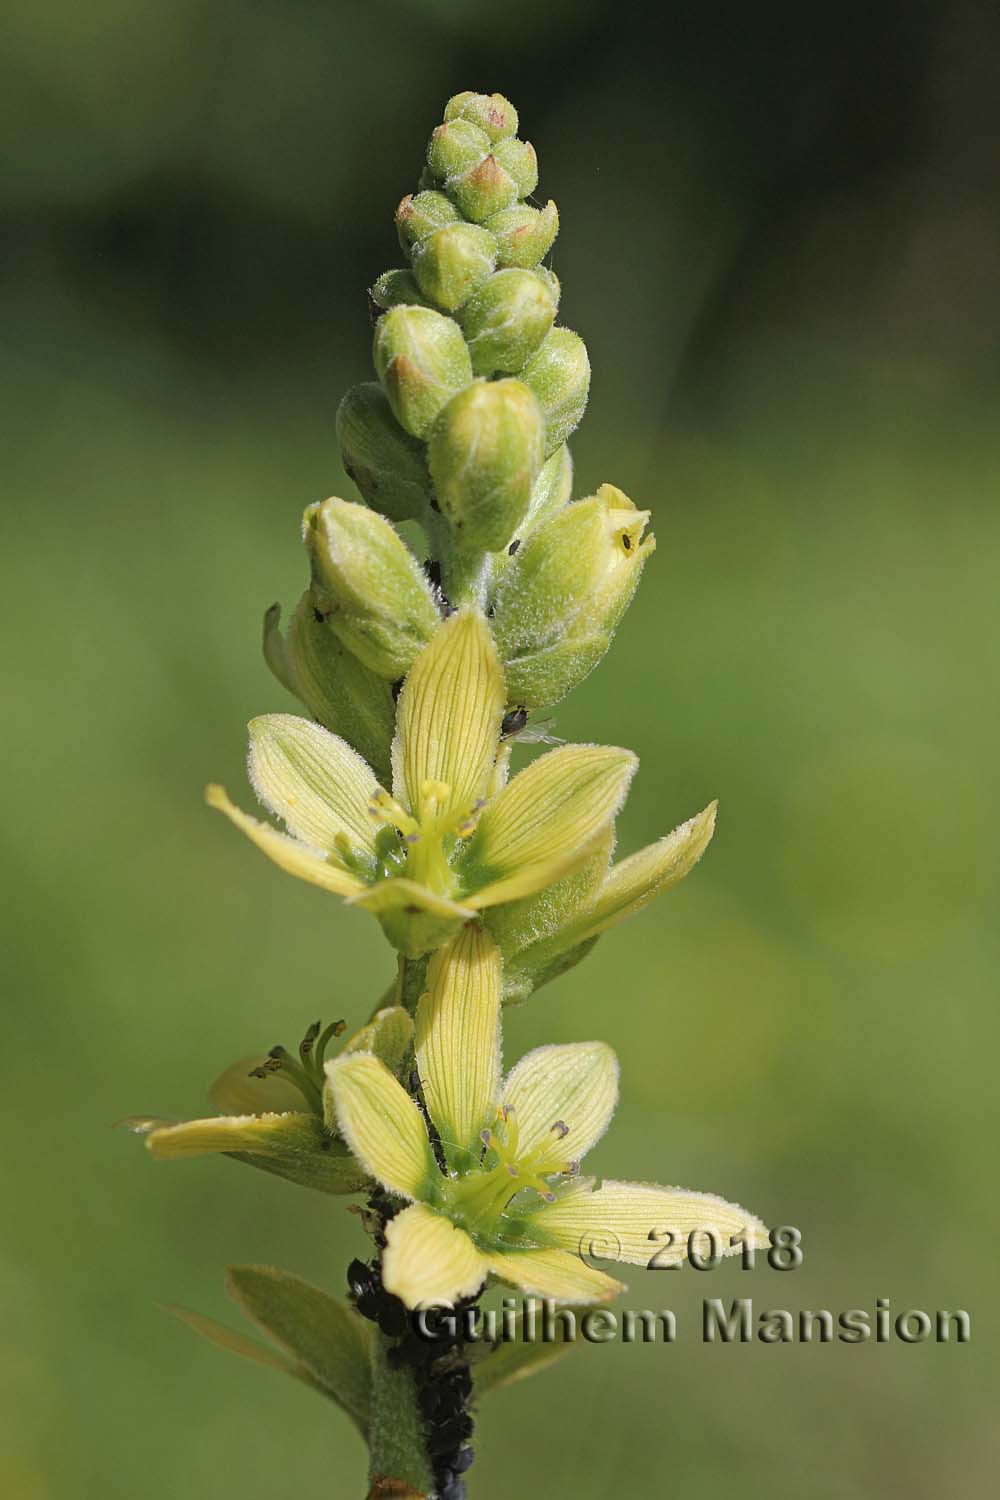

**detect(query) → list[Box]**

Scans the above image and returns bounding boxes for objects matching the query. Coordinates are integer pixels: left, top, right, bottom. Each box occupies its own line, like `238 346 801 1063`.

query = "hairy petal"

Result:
535 1180 769 1267
206 785 365 898
501 1041 619 1171
382 1203 488 1309
415 925 502 1168
248 714 378 854
392 608 504 822
325 1053 438 1201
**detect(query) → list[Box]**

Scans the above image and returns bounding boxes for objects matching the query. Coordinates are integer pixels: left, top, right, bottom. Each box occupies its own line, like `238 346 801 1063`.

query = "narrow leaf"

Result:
226 1265 374 1434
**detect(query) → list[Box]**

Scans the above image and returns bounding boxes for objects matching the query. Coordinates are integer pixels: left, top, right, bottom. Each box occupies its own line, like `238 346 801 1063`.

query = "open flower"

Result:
208 608 637 957
326 924 767 1307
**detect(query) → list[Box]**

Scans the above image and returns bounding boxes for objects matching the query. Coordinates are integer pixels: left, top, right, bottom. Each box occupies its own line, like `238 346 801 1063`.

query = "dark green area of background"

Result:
3 1 997 1495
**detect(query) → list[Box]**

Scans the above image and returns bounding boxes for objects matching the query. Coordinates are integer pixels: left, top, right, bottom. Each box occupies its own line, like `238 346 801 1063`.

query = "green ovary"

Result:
435 1106 573 1248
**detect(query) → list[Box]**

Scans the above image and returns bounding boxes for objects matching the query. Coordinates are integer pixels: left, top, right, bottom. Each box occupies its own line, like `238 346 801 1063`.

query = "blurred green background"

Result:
3 1 997 1495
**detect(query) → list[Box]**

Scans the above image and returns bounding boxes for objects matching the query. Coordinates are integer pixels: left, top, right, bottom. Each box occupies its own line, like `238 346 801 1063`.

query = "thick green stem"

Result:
367 1331 433 1497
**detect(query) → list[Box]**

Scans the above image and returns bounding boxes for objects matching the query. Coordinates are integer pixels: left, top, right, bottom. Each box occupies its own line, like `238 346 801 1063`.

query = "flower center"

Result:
367 780 485 896
439 1105 577 1241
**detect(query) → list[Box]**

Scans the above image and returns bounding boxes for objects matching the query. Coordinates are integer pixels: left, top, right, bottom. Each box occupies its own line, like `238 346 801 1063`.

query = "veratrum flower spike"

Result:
326 926 768 1308
140 90 766 1500
208 608 638 957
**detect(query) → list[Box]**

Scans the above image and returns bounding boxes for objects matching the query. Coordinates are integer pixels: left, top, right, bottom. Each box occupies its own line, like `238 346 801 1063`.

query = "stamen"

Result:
454 798 487 838
368 788 419 839
261 1045 324 1112
299 1019 322 1064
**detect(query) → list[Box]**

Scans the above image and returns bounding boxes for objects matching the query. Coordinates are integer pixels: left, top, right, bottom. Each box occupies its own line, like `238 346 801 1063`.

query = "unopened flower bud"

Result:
335 382 432 524
491 484 655 707
458 155 518 222
492 137 538 198
373 305 472 438
304 497 440 680
395 190 460 252
485 200 559 268
263 595 395 784
521 327 591 456
370 269 434 313
444 91 519 142
411 222 497 312
426 118 489 183
428 379 544 553
461 269 557 376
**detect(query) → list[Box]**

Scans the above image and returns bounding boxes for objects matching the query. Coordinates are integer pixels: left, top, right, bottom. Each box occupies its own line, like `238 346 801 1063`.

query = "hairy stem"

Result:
367 1331 433 1497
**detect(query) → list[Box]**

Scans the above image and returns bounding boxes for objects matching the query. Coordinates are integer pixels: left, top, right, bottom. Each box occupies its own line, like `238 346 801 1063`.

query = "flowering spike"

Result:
151 96 761 1500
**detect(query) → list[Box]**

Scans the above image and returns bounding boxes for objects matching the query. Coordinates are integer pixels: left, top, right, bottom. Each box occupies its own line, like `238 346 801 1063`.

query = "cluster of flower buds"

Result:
261 90 654 791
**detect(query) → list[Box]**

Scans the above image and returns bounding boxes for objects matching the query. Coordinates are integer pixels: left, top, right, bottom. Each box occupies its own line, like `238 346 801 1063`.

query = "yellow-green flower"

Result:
208 608 637 957
326 925 767 1307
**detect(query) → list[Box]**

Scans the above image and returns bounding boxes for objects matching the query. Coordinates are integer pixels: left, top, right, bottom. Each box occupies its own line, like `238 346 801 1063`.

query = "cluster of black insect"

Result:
349 1191 478 1500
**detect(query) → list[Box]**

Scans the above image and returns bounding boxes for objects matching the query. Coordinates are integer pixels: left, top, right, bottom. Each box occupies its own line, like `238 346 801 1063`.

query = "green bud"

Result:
303 497 440 680
521 327 591 456
263 595 395 785
448 152 520 223
485 200 559 268
373 305 472 438
395 190 460 252
370 269 434 313
492 136 538 198
427 378 544 553
491 483 655 707
426 117 489 183
411 222 497 312
444 91 519 142
335 382 432 524
460 269 556 377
